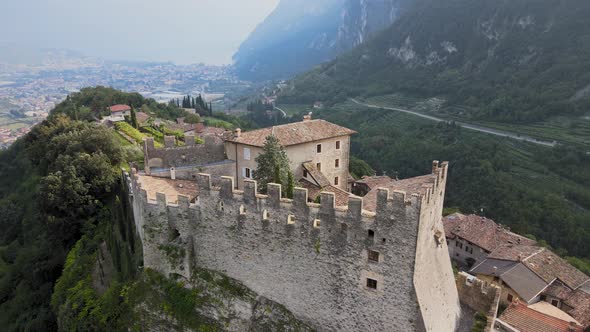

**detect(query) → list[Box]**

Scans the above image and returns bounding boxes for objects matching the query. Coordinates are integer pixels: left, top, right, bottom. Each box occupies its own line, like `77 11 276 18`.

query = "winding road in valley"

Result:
350 98 557 147
274 106 287 117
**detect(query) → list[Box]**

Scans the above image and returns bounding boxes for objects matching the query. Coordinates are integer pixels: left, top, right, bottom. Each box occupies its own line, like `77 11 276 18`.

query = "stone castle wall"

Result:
144 135 226 174
124 162 459 331
456 272 501 332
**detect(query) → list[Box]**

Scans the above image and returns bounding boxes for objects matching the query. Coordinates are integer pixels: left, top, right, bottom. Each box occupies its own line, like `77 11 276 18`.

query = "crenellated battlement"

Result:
123 160 459 331
128 160 449 221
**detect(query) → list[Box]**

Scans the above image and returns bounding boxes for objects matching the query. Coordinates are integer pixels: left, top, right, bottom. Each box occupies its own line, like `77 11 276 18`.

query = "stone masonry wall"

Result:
124 162 459 331
144 135 226 173
414 161 461 332
456 272 501 332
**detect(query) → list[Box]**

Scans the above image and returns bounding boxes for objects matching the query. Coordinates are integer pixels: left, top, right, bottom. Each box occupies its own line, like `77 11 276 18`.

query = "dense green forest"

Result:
280 0 590 124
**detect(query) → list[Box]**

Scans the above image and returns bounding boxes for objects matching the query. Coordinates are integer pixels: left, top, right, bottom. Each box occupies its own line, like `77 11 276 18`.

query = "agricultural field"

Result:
364 94 590 147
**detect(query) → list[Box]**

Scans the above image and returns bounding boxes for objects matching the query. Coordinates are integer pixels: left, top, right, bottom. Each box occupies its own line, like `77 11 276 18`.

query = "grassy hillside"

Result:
281 0 590 124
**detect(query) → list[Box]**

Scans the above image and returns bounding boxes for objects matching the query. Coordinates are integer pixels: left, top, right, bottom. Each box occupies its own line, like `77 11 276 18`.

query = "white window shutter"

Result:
244 148 250 160
242 167 246 178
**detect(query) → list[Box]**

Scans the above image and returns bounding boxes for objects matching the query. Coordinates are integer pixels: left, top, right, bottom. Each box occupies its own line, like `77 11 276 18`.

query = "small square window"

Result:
316 163 321 171
335 159 340 168
316 144 322 153
551 299 559 307
313 219 321 228
368 250 379 262
303 170 308 178
507 294 513 302
366 278 377 289
287 214 295 225
368 229 375 240
334 176 339 186
336 141 341 150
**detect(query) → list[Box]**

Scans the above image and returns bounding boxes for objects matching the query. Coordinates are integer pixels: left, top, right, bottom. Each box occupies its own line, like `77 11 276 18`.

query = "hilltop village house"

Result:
443 213 590 329
132 114 462 331
224 113 356 193
108 104 131 121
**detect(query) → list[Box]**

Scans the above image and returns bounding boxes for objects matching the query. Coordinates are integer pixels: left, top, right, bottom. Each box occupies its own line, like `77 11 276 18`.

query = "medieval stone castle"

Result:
124 114 461 331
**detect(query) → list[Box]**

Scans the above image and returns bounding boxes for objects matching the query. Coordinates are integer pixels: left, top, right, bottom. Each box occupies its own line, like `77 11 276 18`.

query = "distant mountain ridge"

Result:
233 0 408 81
281 0 590 123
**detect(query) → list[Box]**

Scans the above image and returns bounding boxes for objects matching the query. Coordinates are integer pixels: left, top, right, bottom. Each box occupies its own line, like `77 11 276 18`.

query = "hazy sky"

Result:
0 0 279 65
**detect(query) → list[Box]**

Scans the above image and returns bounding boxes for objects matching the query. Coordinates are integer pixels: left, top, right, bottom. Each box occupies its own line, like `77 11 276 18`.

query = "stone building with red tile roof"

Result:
224 114 357 191
469 245 590 327
443 213 536 268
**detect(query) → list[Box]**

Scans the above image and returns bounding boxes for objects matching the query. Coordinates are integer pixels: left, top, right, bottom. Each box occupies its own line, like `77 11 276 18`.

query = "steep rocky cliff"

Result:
233 0 407 81
281 0 590 123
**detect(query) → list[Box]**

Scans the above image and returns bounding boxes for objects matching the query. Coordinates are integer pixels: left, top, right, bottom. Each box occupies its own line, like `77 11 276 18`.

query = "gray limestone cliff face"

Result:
125 162 460 331
232 0 409 80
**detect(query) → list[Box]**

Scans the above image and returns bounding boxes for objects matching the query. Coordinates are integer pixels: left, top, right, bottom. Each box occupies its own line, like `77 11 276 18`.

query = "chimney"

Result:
568 321 579 332
234 128 241 138
303 112 312 122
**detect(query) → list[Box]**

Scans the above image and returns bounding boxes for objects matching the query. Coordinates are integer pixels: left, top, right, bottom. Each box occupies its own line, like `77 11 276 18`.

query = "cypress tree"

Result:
130 106 138 128
286 171 294 199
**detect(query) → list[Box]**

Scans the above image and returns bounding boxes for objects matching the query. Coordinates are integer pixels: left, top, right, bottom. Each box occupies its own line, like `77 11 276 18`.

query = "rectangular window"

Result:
336 140 341 150
316 163 321 171
316 144 322 153
366 278 378 289
335 159 340 168
303 169 308 178
368 250 379 262
243 147 251 160
551 299 559 307
243 168 252 179
334 176 339 186
507 294 513 302
368 229 375 240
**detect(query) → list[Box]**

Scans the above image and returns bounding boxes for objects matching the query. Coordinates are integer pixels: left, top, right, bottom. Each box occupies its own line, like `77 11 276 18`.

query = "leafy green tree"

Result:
254 135 291 193
349 156 375 179
130 106 138 128
184 113 201 124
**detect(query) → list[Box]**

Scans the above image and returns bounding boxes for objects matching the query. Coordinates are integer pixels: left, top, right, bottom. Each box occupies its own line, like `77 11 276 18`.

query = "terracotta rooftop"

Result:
136 174 198 204
523 249 589 290
225 119 356 147
544 281 573 300
488 244 544 261
323 185 354 207
499 302 583 332
443 213 536 252
136 112 150 124
109 104 131 112
302 161 331 187
297 179 352 207
362 174 436 212
528 301 580 324
563 288 590 327
355 175 396 190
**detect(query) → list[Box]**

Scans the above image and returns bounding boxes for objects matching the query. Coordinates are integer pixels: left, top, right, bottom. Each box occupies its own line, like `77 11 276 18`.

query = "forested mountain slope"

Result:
281 0 590 123
233 0 408 81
